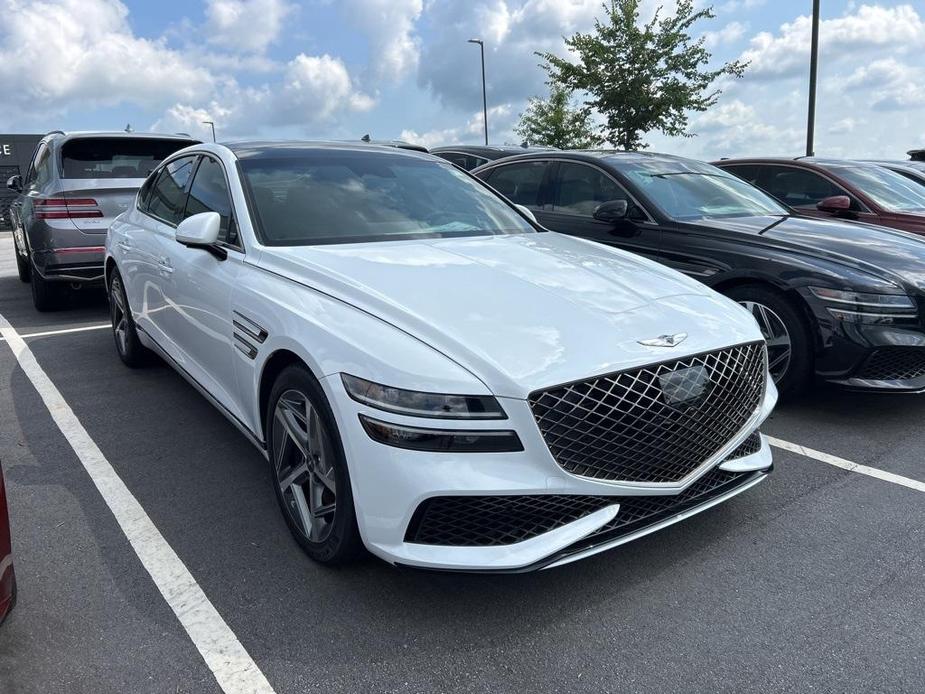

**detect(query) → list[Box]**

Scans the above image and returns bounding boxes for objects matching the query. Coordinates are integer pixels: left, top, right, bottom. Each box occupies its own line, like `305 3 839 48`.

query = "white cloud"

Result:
400 104 515 149
843 58 925 111
205 0 295 54
0 0 212 127
342 0 423 82
156 54 375 138
740 4 925 78
704 21 748 48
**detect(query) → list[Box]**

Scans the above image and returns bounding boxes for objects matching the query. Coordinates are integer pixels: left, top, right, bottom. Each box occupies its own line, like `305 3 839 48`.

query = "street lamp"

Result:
805 0 820 156
467 39 488 146
201 120 216 143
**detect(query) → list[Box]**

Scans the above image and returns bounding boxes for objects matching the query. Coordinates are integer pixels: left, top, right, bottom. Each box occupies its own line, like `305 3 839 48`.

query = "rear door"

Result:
478 160 551 215
123 155 198 347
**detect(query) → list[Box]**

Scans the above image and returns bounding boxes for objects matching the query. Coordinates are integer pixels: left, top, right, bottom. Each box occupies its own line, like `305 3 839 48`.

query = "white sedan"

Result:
105 142 776 571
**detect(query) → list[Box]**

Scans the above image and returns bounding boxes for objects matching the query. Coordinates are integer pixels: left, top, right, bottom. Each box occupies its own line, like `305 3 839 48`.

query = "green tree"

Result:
538 0 747 150
514 85 603 149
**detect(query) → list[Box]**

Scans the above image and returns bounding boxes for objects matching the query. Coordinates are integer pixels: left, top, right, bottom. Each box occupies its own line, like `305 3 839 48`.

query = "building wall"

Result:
0 134 42 230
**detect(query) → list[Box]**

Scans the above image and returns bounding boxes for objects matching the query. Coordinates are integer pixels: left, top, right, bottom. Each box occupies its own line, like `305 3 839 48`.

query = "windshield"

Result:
623 161 789 220
240 152 535 246
61 137 197 179
822 165 925 213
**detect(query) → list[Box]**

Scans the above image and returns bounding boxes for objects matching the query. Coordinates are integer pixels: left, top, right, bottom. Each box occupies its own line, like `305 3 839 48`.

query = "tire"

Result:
265 365 362 564
724 284 813 399
30 264 63 312
108 268 151 368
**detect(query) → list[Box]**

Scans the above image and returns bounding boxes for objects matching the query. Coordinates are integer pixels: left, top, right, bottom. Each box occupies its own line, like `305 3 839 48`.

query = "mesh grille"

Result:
856 348 925 381
528 342 766 483
405 466 756 547
727 431 761 460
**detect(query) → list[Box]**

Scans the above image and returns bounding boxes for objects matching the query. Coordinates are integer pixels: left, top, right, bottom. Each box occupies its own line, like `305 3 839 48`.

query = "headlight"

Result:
341 374 507 419
359 415 523 453
809 287 917 324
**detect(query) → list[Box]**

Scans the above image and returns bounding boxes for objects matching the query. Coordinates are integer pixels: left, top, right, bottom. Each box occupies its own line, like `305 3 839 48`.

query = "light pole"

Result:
202 120 216 143
468 39 488 146
805 0 820 156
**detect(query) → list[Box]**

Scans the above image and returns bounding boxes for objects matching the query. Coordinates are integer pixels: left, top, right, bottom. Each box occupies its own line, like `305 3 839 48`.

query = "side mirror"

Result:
816 195 851 213
515 204 538 224
6 175 22 193
593 199 629 223
175 212 226 259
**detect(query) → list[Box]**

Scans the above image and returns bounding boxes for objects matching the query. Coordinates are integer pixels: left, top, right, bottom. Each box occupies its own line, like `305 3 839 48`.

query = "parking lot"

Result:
0 233 922 693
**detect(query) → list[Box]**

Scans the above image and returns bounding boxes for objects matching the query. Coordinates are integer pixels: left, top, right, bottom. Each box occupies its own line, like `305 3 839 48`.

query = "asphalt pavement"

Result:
0 233 922 693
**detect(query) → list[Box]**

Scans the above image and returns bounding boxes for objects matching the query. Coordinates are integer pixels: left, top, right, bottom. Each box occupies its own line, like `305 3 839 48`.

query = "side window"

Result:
184 156 238 246
137 174 158 213
551 162 645 220
757 165 847 208
721 164 760 185
146 155 197 225
435 153 467 169
483 162 547 207
26 144 52 189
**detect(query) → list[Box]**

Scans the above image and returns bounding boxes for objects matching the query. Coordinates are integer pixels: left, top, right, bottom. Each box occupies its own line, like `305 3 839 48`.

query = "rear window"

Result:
61 137 197 179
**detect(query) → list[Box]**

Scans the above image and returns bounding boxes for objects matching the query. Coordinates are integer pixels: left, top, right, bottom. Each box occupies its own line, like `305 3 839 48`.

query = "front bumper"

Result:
324 372 776 572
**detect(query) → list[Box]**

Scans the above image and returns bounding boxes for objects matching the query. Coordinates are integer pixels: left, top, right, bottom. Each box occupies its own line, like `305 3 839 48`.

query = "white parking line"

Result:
0 323 111 341
0 312 276 694
768 436 925 493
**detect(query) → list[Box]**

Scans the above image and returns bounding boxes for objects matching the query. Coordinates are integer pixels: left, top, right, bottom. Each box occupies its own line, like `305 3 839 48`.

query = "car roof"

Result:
476 149 713 170
714 156 890 170
865 160 925 172
431 145 558 155
226 140 437 161
44 131 199 144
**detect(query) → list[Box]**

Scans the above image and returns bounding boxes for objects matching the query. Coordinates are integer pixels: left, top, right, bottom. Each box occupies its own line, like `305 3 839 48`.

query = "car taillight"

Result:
34 198 103 220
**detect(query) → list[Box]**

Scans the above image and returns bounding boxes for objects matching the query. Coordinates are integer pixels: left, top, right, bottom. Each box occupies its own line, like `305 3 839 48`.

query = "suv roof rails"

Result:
175 132 192 137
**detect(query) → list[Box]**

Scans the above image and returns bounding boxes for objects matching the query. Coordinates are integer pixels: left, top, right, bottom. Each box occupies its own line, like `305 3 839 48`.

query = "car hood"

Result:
257 232 762 397
688 214 925 292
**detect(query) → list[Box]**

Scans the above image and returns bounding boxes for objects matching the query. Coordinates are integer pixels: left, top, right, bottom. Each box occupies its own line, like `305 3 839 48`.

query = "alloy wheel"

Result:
272 390 338 543
739 300 792 383
110 277 128 356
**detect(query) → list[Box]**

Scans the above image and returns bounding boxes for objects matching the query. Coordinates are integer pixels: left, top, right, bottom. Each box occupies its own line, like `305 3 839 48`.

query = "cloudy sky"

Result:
0 0 922 160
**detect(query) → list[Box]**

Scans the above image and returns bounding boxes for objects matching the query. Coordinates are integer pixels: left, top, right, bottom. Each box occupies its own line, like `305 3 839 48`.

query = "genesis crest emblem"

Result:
638 332 688 348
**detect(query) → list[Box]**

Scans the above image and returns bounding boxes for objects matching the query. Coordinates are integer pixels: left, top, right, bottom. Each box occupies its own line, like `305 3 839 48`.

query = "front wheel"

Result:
725 285 813 399
266 365 362 564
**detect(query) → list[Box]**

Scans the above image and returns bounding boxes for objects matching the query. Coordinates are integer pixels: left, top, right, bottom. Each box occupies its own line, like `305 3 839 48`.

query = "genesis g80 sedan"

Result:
105 142 775 571
474 151 925 397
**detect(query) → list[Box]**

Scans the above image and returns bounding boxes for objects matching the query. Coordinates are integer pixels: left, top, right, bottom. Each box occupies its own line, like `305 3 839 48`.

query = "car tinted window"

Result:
483 162 546 207
895 170 925 189
147 156 198 225
239 152 534 246
185 156 238 245
552 162 644 219
756 165 845 208
721 164 760 185
61 138 196 179
819 165 925 212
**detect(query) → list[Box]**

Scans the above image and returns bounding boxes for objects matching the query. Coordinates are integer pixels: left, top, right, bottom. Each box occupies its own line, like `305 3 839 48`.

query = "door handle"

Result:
117 240 132 252
157 257 174 274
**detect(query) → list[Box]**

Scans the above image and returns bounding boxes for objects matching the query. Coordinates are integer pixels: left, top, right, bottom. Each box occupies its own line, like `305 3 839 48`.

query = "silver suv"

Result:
6 131 199 311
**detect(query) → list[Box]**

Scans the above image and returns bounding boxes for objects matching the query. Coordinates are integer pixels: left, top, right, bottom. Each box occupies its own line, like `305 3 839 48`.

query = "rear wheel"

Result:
266 365 362 564
30 264 63 312
725 284 813 399
108 268 150 367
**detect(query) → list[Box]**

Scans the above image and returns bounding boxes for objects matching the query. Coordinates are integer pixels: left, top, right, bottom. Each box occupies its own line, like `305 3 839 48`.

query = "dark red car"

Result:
714 157 925 235
0 460 15 625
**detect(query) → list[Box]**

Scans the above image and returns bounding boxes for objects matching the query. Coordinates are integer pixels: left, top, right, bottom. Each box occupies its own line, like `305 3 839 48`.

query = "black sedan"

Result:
473 151 925 397
431 145 557 171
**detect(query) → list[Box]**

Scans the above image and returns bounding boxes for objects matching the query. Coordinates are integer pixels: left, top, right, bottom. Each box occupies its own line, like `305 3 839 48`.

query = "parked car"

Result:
0 460 15 626
357 135 428 152
6 131 199 311
431 145 557 171
865 160 925 189
714 157 925 235
473 151 925 397
909 148 925 162
106 141 775 571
